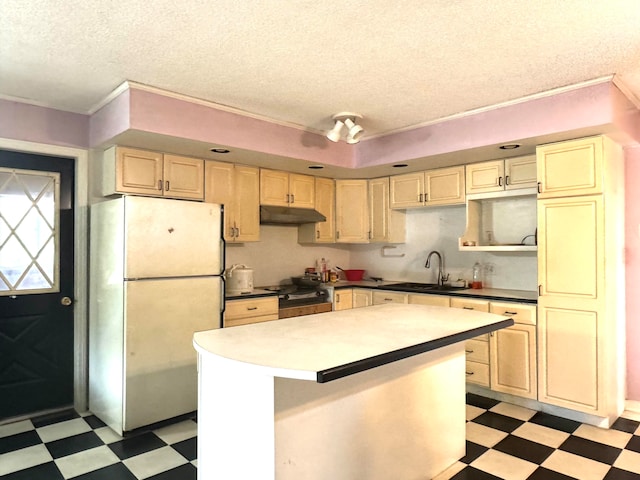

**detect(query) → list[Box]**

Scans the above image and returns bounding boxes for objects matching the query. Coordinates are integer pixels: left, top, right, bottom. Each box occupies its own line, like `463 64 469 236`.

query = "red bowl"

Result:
344 269 365 281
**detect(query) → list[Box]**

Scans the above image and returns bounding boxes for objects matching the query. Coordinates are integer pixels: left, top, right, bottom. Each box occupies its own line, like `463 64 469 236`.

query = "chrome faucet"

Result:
425 250 448 286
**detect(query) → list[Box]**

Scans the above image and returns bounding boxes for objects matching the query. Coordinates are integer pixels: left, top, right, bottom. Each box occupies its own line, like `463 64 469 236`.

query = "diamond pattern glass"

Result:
0 168 60 294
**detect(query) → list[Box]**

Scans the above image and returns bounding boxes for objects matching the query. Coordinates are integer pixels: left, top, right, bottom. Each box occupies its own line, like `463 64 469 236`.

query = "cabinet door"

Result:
335 180 369 243
353 289 373 308
538 196 602 301
450 298 490 341
372 290 407 305
162 154 205 200
289 173 315 208
426 166 465 205
536 136 603 198
465 160 504 194
334 289 353 311
390 172 424 208
115 147 163 195
233 166 260 242
490 324 537 399
260 169 289 206
538 304 599 411
315 177 335 242
369 178 389 243
505 155 537 190
408 294 450 307
205 161 235 239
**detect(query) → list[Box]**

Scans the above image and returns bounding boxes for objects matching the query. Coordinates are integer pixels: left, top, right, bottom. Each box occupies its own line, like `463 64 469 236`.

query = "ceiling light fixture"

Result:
210 147 231 153
499 144 521 150
326 112 364 144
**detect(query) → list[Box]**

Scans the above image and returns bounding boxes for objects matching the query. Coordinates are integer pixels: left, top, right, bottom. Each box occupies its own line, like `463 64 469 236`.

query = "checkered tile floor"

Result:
1 394 639 479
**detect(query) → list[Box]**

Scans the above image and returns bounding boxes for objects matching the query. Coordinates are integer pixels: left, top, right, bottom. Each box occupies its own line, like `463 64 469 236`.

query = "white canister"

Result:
225 264 254 295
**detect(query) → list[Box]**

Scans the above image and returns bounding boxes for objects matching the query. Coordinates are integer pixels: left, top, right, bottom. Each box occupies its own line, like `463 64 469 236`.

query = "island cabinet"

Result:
205 161 260 242
353 289 373 308
224 296 278 327
450 298 490 387
465 155 537 195
536 135 624 424
333 289 353 311
260 169 315 208
102 146 204 200
335 179 369 243
390 165 465 208
369 177 406 243
298 177 335 243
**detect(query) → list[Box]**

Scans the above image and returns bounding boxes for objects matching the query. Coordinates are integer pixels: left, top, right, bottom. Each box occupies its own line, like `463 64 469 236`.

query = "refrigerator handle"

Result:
219 277 226 328
219 204 226 329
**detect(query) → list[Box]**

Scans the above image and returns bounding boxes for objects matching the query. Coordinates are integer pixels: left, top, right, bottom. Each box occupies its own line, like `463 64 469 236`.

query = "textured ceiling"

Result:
1 0 639 138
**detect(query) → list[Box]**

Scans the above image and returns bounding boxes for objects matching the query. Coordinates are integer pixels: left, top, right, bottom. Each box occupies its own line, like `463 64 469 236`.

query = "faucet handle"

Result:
442 273 450 283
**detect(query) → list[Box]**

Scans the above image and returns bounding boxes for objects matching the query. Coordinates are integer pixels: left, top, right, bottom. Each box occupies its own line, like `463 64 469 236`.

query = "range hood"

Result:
260 205 326 225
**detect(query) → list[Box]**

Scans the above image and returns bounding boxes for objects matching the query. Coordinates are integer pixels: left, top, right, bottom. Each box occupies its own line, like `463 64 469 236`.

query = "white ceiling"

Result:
1 0 639 139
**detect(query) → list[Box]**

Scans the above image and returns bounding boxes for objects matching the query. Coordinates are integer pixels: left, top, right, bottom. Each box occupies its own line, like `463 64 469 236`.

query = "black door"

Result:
0 150 75 420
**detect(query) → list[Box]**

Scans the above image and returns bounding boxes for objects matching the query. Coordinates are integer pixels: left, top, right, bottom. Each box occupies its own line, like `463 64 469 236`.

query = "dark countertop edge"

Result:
316 318 514 383
332 284 537 305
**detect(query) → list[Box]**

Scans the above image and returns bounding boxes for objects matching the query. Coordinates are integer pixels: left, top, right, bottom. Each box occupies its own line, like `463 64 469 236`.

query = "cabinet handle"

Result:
537 182 542 194
504 311 518 315
165 180 170 191
424 192 428 202
336 294 340 303
463 306 474 310
316 230 320 239
498 176 503 187
235 227 240 237
246 307 258 311
157 180 162 191
465 371 474 376
336 231 340 239
418 193 423 203
538 284 542 296
290 194 294 204
505 175 510 185
465 349 474 353
384 298 393 301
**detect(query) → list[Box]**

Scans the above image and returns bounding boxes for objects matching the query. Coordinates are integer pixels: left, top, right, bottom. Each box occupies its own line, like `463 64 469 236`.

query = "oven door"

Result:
278 302 333 319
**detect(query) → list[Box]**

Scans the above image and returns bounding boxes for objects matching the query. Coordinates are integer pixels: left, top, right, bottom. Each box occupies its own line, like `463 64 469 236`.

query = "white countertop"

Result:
193 304 512 382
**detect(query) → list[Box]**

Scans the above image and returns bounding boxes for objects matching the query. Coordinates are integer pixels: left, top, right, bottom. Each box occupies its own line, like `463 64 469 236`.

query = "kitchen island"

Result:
193 304 513 480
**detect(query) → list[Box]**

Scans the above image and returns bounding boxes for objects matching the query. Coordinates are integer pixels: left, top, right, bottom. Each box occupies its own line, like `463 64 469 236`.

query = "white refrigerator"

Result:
89 195 224 435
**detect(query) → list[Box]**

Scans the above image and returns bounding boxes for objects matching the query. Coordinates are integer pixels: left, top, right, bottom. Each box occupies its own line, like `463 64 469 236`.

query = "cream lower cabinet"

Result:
335 179 369 243
333 289 353 311
353 289 373 308
450 298 490 387
489 302 537 399
205 161 260 242
103 146 205 200
298 177 335 243
408 293 450 307
372 290 408 305
224 297 279 327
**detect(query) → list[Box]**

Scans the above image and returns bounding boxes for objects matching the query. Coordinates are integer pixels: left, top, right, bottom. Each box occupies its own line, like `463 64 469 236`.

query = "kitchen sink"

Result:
382 282 468 293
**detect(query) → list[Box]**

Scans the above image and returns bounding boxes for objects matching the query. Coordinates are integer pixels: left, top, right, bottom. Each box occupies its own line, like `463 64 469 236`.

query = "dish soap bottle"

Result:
471 262 483 289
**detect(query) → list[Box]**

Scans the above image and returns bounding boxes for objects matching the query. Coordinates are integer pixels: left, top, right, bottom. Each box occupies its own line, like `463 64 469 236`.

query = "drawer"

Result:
465 361 490 387
465 339 489 363
225 296 278 320
450 297 490 312
372 290 408 305
278 302 332 319
224 314 279 328
490 301 537 325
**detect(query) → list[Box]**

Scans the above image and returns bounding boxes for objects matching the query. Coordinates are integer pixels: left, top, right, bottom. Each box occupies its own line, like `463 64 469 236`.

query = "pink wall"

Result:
0 99 89 148
626 145 640 401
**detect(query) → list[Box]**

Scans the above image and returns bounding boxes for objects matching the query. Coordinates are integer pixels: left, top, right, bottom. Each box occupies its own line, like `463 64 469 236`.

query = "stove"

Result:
264 285 332 319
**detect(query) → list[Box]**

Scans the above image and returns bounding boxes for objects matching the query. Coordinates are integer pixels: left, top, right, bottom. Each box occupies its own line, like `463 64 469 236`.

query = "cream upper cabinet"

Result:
536 136 610 198
466 155 536 195
489 302 537 399
353 289 373 308
103 146 204 200
536 135 624 423
260 169 315 208
369 177 405 243
298 177 335 243
390 166 465 208
205 161 260 242
335 179 369 243
333 289 353 311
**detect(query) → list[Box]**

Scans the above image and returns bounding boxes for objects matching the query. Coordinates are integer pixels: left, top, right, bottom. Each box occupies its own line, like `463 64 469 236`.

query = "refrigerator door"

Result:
123 196 223 279
123 276 222 431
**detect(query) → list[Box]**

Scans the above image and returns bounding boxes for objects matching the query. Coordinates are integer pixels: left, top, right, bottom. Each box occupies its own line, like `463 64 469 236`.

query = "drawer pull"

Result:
465 349 474 354
463 306 474 310
246 307 258 311
465 371 474 376
504 311 518 315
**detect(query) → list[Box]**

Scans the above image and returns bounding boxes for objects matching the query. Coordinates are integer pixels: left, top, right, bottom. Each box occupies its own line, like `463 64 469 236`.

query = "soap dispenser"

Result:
471 262 483 289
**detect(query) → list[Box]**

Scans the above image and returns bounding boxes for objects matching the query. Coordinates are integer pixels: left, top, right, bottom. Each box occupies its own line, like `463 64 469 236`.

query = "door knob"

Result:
61 296 73 306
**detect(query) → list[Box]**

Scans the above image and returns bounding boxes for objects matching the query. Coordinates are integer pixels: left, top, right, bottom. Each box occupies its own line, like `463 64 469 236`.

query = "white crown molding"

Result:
612 74 640 110
87 81 131 115
0 93 89 115
365 76 618 140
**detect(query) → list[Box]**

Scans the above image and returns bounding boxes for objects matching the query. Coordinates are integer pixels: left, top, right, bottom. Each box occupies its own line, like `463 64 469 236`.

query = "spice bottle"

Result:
471 262 483 289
